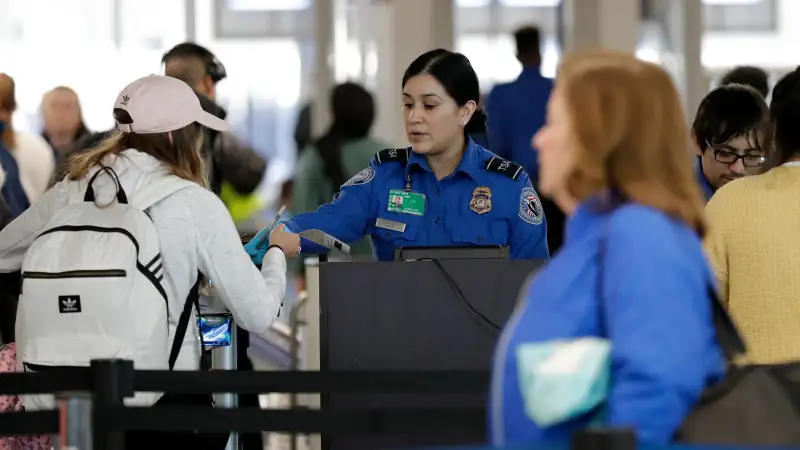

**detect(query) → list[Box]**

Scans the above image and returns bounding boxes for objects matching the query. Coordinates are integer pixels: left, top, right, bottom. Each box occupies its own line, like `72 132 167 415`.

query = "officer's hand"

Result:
270 224 301 258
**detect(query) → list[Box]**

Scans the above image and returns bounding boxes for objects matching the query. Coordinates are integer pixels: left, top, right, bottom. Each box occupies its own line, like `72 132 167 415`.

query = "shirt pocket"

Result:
452 219 509 246
371 212 421 243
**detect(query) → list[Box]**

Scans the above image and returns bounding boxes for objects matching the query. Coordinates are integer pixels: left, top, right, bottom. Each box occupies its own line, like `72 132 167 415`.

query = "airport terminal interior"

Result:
1 0 799 449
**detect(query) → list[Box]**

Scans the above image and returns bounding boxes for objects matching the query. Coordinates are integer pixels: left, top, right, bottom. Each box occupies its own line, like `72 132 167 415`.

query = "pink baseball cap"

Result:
113 74 229 134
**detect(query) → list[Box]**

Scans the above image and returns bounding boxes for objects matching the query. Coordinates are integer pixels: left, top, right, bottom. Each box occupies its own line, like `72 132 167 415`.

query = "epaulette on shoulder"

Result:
484 156 524 181
374 148 411 166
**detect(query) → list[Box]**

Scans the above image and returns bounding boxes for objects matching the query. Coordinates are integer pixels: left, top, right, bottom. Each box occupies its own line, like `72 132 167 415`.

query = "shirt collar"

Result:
695 157 715 203
406 137 485 182
565 197 604 244
518 66 543 80
565 194 632 244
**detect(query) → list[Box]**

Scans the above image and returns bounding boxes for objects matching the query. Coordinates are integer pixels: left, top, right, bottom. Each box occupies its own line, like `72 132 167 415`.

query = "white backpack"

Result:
17 167 196 409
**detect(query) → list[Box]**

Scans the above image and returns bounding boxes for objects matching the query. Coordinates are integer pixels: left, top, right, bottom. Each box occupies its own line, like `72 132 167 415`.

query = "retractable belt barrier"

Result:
5 362 773 450
0 359 489 450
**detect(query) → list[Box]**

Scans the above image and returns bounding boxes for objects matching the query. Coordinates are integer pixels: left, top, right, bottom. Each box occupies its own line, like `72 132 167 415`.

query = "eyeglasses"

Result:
705 141 765 168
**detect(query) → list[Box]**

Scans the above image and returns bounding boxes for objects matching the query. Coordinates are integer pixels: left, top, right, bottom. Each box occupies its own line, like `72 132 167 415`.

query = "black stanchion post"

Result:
58 392 93 450
91 359 134 450
572 427 637 450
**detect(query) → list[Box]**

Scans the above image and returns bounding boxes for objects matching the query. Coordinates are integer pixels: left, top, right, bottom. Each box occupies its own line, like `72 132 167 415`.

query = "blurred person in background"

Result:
720 65 770 98
0 73 54 217
0 195 11 344
491 52 723 445
279 102 313 212
291 83 387 246
289 82 388 283
40 86 91 174
691 84 770 202
486 25 564 254
486 25 552 176
162 42 267 228
704 68 800 364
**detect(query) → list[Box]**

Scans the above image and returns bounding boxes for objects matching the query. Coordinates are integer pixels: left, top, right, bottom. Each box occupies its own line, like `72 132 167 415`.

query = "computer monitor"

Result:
393 245 510 261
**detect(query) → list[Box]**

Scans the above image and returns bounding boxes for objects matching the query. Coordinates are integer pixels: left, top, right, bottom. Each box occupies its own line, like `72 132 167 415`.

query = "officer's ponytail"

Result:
465 106 487 137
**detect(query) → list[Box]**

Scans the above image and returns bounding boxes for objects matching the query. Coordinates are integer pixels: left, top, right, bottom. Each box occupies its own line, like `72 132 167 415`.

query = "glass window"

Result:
118 0 186 49
704 0 777 31
227 0 312 11
0 0 113 45
209 40 304 186
456 0 491 7
500 0 560 6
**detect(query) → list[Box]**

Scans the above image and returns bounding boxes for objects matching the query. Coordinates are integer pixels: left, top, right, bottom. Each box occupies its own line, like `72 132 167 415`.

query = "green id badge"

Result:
387 189 426 216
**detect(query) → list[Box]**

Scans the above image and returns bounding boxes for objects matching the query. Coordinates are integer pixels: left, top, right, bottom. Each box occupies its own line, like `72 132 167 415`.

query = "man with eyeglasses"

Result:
691 84 771 202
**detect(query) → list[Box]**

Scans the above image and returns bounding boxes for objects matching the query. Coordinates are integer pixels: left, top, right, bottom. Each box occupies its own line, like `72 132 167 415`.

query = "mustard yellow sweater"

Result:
705 166 800 364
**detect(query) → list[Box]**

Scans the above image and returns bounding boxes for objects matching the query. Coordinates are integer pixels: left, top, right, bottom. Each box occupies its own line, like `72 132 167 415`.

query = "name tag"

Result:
387 189 426 216
376 218 406 233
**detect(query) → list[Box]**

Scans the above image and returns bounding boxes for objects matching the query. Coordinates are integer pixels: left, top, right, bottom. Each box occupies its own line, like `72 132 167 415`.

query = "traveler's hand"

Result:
270 224 301 258
244 226 271 265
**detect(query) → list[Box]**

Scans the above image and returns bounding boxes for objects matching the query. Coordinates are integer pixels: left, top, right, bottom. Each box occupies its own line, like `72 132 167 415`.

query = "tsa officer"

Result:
245 49 549 262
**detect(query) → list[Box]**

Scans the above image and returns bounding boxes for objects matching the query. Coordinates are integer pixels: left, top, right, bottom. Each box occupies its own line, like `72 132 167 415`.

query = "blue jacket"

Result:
0 143 29 218
486 67 553 178
283 139 549 261
489 198 724 445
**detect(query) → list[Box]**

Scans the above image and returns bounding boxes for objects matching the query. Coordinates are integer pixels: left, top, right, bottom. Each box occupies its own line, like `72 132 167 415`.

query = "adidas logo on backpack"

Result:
17 167 195 409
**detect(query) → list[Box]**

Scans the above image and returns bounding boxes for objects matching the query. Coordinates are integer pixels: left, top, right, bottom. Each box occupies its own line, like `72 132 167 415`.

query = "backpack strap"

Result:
84 166 128 205
168 272 210 370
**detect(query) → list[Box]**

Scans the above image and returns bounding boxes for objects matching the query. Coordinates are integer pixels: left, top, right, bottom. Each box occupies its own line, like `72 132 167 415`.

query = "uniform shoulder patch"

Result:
343 167 375 187
374 148 411 166
518 186 544 225
484 156 524 180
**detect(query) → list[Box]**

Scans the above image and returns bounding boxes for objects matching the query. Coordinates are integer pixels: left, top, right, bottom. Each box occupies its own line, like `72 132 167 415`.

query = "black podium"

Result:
319 259 545 450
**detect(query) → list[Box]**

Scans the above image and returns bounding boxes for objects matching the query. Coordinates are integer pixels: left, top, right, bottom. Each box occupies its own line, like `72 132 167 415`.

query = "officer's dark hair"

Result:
691 84 771 158
514 25 541 61
315 82 375 188
720 66 769 98
402 49 486 137
768 67 800 167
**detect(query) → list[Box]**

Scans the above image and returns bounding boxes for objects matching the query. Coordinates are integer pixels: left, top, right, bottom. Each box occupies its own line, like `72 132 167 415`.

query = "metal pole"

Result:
57 392 93 450
229 324 239 450
212 316 239 450
91 359 133 450
289 292 308 450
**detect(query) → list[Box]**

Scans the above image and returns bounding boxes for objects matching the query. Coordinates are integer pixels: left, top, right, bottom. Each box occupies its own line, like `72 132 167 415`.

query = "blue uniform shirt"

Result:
489 197 724 445
283 139 549 261
486 67 553 178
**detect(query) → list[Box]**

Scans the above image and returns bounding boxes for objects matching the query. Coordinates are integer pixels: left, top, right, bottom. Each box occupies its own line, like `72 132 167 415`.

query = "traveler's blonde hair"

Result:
68 124 208 187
